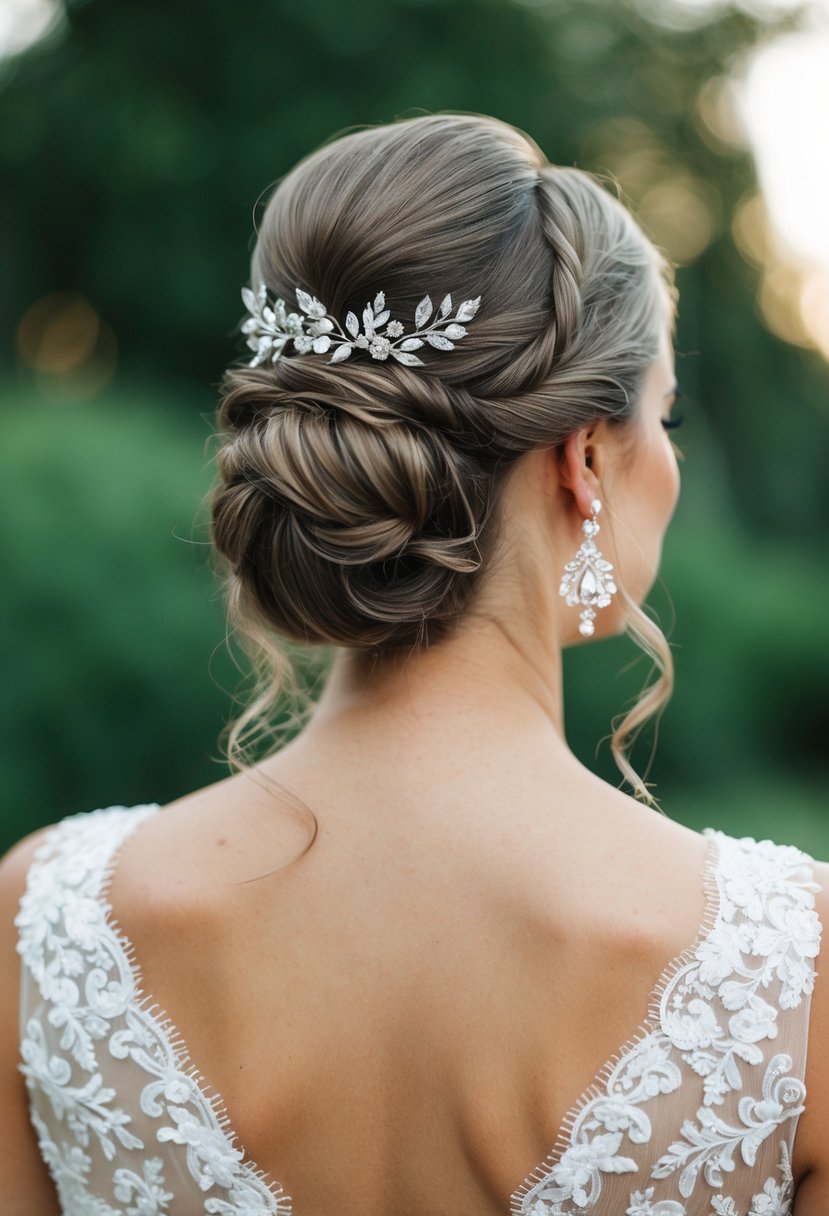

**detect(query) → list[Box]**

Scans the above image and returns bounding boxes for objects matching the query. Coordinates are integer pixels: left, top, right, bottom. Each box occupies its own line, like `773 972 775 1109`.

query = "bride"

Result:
1 112 826 1216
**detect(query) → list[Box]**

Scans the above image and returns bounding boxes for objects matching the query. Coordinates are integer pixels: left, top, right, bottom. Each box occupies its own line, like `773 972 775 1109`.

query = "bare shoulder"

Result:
0 825 61 1211
790 855 829 1209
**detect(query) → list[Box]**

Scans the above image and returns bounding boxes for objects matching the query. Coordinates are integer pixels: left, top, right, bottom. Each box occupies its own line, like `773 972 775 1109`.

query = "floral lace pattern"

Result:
15 804 292 1215
13 808 822 1216
511 830 822 1216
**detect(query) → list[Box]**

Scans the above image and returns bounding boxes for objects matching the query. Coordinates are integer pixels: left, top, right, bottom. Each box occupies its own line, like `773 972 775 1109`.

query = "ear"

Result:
558 426 603 518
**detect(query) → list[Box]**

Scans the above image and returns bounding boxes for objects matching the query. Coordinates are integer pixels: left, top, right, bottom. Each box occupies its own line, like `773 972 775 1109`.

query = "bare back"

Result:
89 731 814 1214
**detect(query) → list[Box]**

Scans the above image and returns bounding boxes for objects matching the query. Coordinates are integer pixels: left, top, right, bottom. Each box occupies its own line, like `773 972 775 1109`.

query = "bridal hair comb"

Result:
241 281 482 369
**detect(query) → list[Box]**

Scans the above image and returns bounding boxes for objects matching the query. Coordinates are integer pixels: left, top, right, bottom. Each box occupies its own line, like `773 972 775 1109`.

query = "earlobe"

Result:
560 429 601 518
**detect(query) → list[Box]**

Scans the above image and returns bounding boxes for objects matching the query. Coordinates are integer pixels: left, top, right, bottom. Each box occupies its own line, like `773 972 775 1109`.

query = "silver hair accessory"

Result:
241 281 481 369
559 498 617 637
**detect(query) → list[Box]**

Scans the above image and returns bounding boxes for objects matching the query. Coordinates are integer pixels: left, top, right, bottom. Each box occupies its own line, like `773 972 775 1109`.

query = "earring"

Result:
559 497 617 637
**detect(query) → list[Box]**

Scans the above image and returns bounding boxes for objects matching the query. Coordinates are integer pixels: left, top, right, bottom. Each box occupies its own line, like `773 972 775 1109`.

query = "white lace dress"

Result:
13 803 824 1216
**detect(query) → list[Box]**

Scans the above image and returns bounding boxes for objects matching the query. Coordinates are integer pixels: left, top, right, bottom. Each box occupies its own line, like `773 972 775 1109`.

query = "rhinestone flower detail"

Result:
241 282 481 368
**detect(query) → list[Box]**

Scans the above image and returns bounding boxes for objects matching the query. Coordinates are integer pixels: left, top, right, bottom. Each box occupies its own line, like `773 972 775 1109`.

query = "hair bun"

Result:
210 357 496 650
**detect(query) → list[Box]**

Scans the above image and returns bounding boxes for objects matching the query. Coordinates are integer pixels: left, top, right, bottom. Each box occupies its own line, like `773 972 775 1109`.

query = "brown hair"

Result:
208 112 678 857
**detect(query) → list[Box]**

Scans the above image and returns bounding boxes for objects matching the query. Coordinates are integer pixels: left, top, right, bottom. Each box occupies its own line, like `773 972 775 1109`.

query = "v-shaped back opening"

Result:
89 803 726 1216
19 805 824 1215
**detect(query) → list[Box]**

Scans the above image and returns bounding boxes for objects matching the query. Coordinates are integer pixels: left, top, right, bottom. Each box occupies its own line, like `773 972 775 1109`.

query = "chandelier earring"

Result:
559 498 617 637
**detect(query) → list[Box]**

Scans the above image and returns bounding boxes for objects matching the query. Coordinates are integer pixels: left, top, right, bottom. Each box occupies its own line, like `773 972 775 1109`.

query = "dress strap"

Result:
14 804 160 986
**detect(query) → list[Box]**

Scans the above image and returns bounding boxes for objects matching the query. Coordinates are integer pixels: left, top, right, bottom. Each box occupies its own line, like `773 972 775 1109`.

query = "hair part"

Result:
206 112 679 856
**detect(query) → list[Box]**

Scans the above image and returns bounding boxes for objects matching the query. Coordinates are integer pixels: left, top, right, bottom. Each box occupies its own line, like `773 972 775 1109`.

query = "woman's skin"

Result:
1 327 827 1214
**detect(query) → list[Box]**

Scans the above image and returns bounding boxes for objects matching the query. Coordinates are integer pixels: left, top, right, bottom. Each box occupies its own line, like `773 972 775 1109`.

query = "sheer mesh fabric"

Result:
14 804 823 1216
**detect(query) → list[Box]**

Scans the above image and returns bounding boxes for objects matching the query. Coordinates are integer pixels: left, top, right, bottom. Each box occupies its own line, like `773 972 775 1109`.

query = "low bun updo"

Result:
208 111 677 813
211 356 497 650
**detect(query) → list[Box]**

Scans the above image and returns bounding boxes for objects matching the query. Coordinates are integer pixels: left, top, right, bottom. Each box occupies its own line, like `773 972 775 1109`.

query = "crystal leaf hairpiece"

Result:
241 281 482 368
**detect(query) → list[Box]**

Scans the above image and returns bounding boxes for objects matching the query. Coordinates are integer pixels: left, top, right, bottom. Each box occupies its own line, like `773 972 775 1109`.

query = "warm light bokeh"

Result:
679 0 829 361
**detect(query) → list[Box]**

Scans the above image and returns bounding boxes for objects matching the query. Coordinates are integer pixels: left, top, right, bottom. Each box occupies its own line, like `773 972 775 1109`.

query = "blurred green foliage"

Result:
0 0 826 855
0 391 238 844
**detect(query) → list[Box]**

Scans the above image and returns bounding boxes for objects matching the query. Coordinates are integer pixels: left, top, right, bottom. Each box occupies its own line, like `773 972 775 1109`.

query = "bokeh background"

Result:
1 0 827 855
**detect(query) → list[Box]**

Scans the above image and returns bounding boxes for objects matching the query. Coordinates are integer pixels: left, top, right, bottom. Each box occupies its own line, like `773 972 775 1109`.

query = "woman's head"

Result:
209 112 679 804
